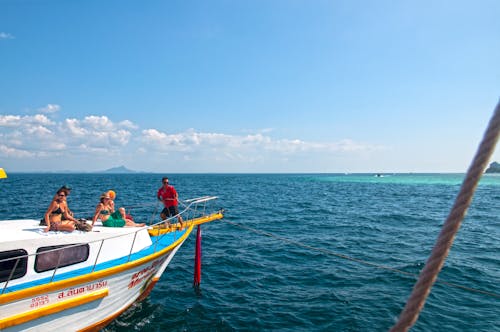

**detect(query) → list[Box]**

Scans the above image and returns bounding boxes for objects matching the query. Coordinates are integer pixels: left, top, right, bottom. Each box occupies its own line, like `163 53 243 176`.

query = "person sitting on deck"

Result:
92 192 145 228
44 188 78 232
57 184 74 220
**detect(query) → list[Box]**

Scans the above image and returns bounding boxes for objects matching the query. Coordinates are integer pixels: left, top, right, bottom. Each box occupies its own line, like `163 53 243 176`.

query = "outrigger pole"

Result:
193 225 202 288
146 201 224 288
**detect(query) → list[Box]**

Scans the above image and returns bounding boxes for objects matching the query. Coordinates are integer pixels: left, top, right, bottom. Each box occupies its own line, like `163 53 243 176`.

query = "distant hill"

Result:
100 166 137 174
485 161 500 173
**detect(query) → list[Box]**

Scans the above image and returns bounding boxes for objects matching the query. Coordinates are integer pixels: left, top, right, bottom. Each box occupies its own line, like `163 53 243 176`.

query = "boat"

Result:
0 195 223 331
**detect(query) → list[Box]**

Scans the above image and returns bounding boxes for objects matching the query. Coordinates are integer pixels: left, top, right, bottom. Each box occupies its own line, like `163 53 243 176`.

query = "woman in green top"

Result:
92 192 145 228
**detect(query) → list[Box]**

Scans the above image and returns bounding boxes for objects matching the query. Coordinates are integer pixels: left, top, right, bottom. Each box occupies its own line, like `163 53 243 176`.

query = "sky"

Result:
1 0 499 173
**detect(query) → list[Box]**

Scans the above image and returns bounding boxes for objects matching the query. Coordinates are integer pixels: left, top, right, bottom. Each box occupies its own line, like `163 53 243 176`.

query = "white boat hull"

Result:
1 234 187 332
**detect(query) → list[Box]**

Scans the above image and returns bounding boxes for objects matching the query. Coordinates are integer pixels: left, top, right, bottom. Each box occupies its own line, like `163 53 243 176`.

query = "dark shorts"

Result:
161 206 179 218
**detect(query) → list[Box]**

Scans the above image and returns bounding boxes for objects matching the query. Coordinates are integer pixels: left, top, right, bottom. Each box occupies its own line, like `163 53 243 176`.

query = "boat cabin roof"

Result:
0 219 151 254
0 219 151 253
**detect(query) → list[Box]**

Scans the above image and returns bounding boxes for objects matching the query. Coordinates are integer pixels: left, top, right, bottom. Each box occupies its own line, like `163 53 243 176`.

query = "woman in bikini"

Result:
43 188 77 232
92 192 145 227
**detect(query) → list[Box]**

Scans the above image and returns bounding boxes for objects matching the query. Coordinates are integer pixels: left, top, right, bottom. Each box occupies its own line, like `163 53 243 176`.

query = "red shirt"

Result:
157 185 178 207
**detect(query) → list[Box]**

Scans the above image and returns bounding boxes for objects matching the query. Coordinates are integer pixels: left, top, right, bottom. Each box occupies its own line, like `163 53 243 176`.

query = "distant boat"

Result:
375 173 384 177
0 196 223 331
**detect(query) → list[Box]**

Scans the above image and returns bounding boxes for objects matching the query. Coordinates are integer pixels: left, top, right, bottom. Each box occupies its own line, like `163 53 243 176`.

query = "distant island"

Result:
99 166 137 174
485 161 500 173
8 166 144 174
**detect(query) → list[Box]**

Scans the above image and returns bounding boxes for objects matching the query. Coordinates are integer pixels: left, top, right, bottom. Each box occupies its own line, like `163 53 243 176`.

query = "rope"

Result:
223 220 500 299
390 100 500 331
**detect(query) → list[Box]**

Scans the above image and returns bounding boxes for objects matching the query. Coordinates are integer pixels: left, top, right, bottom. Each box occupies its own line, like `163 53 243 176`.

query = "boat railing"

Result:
0 196 221 295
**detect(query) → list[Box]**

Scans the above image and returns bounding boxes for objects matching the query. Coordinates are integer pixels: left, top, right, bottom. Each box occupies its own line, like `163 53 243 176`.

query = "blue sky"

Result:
1 0 499 173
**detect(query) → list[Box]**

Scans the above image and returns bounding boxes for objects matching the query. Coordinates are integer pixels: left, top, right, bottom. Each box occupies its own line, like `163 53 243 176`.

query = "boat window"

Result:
0 249 28 283
35 244 90 273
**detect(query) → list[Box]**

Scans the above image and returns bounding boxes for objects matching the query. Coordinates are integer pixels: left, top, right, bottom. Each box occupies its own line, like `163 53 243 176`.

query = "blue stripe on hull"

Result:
3 232 184 294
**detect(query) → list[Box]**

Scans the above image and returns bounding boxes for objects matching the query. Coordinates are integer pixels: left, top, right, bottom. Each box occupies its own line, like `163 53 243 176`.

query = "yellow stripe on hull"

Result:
0 288 108 329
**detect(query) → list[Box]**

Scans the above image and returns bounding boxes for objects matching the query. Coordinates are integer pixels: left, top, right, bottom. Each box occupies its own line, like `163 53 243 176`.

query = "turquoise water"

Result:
0 173 499 331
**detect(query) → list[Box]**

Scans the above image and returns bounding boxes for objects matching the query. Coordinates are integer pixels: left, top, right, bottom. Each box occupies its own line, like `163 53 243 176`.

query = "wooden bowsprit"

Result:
147 210 224 236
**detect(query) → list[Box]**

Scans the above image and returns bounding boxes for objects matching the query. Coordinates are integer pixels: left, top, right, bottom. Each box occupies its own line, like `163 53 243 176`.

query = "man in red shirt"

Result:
157 177 183 226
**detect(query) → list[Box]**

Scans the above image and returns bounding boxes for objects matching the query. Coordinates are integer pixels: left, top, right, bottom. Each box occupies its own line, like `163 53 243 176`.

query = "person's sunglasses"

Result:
58 194 66 197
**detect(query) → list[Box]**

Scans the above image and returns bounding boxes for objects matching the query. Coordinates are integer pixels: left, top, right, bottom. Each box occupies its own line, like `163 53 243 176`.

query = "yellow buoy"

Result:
0 168 7 179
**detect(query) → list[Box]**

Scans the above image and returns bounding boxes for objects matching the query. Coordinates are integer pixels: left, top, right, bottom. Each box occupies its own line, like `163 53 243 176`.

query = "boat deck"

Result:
0 219 147 245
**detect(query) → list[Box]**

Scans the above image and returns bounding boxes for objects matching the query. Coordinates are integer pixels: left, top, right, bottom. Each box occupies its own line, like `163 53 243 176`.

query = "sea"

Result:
0 173 499 331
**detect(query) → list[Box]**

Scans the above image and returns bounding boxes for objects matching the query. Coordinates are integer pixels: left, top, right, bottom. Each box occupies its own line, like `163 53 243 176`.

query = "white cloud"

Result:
142 129 167 142
0 111 386 172
119 120 138 130
58 116 133 150
1 131 23 147
137 128 383 160
26 125 53 137
44 141 67 151
0 114 54 127
0 115 22 127
110 129 131 146
0 144 35 158
83 115 114 131
0 112 139 160
0 32 14 40
78 143 112 154
38 104 61 114
31 114 55 125
63 118 88 136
